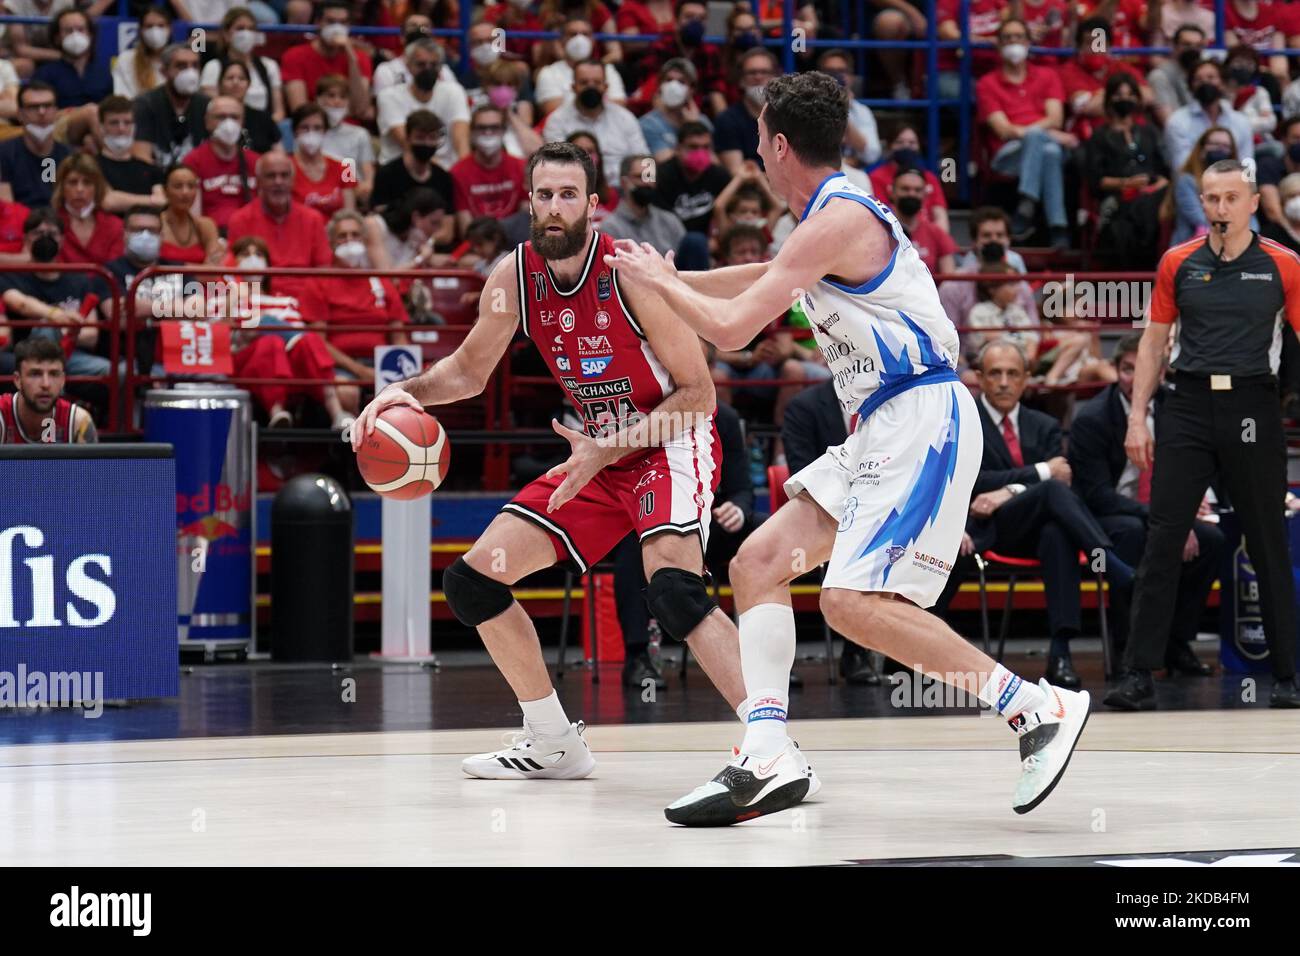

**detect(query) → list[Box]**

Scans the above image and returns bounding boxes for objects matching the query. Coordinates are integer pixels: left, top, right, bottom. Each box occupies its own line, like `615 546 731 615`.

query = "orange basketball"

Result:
355 406 449 499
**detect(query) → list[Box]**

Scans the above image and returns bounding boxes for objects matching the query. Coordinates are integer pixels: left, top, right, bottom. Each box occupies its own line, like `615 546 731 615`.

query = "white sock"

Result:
519 690 571 739
738 603 796 756
979 665 1047 719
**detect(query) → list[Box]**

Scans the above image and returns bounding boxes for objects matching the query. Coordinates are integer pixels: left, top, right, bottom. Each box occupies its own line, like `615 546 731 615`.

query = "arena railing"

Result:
0 262 124 432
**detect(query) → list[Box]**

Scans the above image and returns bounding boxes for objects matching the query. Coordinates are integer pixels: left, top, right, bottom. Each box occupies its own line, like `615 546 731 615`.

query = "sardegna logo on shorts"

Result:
559 308 576 332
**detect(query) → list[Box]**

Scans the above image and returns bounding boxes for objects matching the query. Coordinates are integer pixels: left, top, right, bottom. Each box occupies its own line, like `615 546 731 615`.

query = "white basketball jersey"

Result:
796 172 960 418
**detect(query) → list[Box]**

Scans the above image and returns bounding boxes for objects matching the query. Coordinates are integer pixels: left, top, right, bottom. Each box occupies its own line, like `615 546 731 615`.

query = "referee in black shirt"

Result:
1108 159 1300 709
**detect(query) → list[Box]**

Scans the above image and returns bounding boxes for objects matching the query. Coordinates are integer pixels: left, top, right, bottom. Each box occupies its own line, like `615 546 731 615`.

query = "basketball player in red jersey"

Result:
354 143 819 806
0 337 97 444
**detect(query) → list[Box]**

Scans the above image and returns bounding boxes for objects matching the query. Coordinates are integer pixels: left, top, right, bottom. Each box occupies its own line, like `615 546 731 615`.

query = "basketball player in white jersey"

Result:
608 71 1091 825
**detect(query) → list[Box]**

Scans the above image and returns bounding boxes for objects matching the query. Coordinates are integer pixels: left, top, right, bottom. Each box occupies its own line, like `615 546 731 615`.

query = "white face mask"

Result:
320 23 349 44
744 83 767 104
61 30 90 57
213 117 242 146
127 229 161 261
734 216 766 229
565 34 593 61
173 67 201 96
334 239 367 266
240 254 267 270
323 105 348 127
660 79 689 108
70 200 96 220
471 43 499 66
1286 196 1300 223
1001 43 1029 65
473 132 503 154
25 123 56 142
230 29 258 54
296 130 324 153
142 25 170 51
104 131 134 153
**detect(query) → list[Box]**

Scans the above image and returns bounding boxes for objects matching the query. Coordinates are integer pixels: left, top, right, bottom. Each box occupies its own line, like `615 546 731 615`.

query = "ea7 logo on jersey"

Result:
578 335 612 355
556 356 571 371
581 357 612 377
559 308 576 332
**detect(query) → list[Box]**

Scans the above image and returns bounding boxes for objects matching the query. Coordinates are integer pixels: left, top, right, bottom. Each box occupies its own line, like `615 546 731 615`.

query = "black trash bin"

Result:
271 474 354 662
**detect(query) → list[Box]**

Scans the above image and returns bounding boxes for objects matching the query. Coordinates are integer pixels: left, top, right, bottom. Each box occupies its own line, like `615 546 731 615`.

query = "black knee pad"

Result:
645 567 716 642
443 557 514 627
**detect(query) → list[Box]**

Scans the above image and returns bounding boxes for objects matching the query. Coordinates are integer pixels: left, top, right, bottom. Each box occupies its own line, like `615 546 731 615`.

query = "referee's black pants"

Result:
1127 374 1296 679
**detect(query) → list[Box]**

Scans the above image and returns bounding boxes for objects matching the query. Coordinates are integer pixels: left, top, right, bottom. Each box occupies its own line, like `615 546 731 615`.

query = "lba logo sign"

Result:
0 526 115 628
374 345 424 388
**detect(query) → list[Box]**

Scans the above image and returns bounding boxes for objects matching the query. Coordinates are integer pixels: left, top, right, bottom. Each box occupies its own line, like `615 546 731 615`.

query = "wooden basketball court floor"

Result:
1 709 1296 866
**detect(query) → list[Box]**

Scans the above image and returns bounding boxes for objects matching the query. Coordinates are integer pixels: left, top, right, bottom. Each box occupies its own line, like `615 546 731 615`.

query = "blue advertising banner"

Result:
0 445 178 699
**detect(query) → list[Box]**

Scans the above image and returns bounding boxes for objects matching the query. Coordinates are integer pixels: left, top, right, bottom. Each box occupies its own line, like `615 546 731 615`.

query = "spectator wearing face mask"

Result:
535 17 627 116
1164 59 1254 172
438 20 512 97
200 7 285 123
132 43 209 169
1256 116 1300 227
890 167 956 275
466 59 542 161
600 153 709 269
543 60 649 184
450 106 527 237
281 0 373 118
52 153 123 266
112 6 172 100
103 205 182 375
376 38 470 170
651 121 729 235
1057 19 1151 143
1261 171 1300 252
289 103 354 219
711 160 784 239
817 49 880 167
0 82 71 208
317 74 374 204
216 60 282 155
714 47 777 174
370 110 456 221
869 125 948 232
372 26 459 95
1224 0 1288 78
976 18 1074 248
181 97 259 233
538 0 622 67
939 207 1039 332
637 0 724 106
1221 45 1278 157
1148 24 1205 126
34 9 111 108
1162 125 1254 245
711 7 761 114
96 95 165 211
639 58 712 163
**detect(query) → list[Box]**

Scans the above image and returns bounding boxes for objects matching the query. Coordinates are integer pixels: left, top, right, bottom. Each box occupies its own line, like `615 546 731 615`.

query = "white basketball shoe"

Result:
461 720 596 780
1010 680 1091 814
665 739 820 827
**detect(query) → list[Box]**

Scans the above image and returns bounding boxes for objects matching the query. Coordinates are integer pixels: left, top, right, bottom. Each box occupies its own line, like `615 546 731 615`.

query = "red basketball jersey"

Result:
515 231 674 439
0 393 79 444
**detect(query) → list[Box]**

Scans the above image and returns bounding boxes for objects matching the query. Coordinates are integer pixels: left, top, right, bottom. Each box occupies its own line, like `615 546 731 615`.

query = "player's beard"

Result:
530 208 590 260
21 390 56 417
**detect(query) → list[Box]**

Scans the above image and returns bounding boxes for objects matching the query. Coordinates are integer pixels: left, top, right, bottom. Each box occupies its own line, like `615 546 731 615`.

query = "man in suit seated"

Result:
782 377 882 685
967 340 1133 688
1069 334 1223 707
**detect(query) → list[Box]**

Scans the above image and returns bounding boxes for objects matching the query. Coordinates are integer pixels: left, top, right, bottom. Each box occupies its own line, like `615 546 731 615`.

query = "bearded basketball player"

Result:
354 142 818 815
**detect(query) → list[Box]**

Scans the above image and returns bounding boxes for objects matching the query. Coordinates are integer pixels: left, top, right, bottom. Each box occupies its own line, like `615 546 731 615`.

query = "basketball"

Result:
355 405 449 499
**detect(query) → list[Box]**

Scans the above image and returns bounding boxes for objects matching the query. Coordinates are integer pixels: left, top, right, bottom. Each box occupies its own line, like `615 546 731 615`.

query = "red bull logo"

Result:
178 515 241 540
176 483 250 541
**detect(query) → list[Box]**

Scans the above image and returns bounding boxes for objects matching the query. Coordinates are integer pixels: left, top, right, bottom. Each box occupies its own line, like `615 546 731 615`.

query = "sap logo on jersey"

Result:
559 308 576 332
578 335 612 356
0 526 116 628
556 356 572 371
581 357 612 377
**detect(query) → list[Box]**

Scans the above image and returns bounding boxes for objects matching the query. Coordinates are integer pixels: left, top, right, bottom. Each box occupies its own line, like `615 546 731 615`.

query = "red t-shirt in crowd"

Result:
1058 58 1145 140
936 0 1004 73
291 154 354 219
0 200 28 253
483 6 545 60
226 199 332 301
1021 0 1071 62
977 65 1066 155
56 208 124 266
316 273 408 355
869 162 949 221
1226 0 1283 48
615 0 675 34
903 216 958 275
183 142 260 231
1080 0 1151 47
280 41 374 97
450 152 527 221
